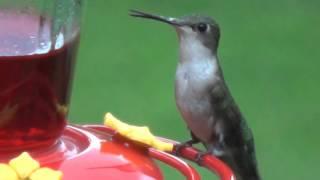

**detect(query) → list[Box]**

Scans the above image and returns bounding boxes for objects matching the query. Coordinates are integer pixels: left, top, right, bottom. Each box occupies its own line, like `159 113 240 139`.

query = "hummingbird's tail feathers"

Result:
214 141 261 180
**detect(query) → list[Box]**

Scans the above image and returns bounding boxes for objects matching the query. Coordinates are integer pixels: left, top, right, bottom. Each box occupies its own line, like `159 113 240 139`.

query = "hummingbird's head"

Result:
130 10 220 54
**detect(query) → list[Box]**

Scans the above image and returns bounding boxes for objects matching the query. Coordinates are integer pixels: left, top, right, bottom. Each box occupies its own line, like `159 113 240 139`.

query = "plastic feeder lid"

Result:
1 125 162 180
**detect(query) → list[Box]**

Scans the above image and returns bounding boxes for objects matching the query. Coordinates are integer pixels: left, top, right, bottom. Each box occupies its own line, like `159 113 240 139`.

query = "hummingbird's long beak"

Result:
129 9 182 26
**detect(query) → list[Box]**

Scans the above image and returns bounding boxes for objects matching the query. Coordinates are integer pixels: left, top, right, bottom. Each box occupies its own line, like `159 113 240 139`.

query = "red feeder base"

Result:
0 125 235 180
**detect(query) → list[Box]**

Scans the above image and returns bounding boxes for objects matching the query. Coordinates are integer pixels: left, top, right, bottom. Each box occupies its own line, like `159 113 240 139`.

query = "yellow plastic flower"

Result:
0 164 18 180
9 152 40 179
0 152 62 180
104 113 173 152
29 168 63 180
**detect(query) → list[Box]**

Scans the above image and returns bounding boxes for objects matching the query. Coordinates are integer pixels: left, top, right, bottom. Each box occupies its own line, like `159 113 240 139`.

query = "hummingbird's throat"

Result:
178 32 214 63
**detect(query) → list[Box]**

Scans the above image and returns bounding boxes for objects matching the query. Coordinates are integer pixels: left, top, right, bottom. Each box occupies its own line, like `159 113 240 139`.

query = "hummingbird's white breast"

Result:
175 30 220 142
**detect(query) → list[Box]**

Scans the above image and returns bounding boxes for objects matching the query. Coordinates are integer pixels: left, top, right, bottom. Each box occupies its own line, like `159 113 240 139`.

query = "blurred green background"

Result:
69 0 320 179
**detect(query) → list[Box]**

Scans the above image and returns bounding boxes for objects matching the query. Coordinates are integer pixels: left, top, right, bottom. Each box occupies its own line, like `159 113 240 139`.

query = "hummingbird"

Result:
130 10 260 180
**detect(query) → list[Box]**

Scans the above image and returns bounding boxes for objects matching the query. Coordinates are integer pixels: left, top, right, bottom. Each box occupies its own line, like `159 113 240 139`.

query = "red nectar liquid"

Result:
0 10 79 151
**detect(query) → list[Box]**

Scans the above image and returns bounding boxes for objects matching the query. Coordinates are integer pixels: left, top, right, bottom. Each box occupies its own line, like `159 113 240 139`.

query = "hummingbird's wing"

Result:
209 79 246 143
208 79 260 180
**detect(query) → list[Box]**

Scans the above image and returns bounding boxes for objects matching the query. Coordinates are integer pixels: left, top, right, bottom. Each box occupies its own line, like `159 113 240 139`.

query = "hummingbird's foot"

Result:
173 139 199 156
194 151 212 166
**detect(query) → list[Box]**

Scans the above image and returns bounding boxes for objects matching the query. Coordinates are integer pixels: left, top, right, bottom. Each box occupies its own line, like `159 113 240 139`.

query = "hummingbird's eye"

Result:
197 23 208 33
